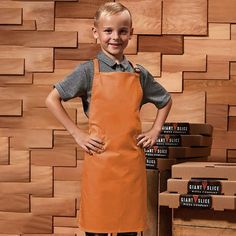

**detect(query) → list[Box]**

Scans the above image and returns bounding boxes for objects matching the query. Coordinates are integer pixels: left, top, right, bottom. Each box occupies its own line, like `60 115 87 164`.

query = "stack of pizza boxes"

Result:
145 122 213 171
159 162 236 236
144 123 213 236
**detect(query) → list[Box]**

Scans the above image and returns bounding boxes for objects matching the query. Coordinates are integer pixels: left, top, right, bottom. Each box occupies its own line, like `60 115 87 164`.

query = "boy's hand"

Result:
136 129 160 148
73 130 104 155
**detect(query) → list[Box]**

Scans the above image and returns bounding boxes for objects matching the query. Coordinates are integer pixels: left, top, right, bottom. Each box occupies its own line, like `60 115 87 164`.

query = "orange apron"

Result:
79 59 147 233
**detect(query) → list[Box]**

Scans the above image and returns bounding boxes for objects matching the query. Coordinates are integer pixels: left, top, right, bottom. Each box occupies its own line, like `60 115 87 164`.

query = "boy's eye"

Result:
104 29 112 33
120 29 128 34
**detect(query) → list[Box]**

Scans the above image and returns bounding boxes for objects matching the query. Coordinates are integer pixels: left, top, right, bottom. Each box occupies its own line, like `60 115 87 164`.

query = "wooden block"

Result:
31 148 76 167
124 34 137 54
0 8 22 24
0 137 9 164
208 148 227 162
54 212 79 227
0 165 53 197
55 0 111 18
0 108 76 129
229 106 236 116
54 160 83 181
206 104 228 131
119 0 162 34
0 149 29 182
173 225 236 236
53 130 78 148
163 0 207 35
184 55 230 80
0 99 22 116
0 20 36 31
55 18 95 44
138 35 183 55
144 170 158 236
228 149 236 163
184 39 236 60
55 44 100 60
0 46 53 72
0 31 77 47
127 52 161 76
166 91 206 123
209 0 236 23
229 117 236 131
230 62 236 76
0 194 29 212
0 1 54 30
0 85 51 111
54 181 81 198
55 60 86 70
34 69 75 85
0 73 33 85
54 227 83 235
31 197 76 216
232 24 236 39
30 165 53 197
0 212 52 234
162 54 206 73
184 79 236 105
187 23 231 40
0 128 52 149
157 72 183 93
0 58 24 75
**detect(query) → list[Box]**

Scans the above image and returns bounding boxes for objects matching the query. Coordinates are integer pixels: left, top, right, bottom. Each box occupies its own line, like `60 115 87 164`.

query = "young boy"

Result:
46 2 172 236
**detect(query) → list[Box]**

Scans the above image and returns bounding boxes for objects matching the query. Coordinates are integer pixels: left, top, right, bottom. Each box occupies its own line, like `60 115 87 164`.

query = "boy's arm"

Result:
137 98 172 148
45 88 104 155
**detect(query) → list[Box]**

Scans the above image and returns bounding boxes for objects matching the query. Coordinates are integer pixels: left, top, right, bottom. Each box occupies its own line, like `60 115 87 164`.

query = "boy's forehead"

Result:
98 11 132 26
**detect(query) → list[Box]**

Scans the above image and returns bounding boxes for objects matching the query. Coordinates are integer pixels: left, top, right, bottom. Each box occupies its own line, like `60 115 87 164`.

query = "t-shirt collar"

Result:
97 51 129 70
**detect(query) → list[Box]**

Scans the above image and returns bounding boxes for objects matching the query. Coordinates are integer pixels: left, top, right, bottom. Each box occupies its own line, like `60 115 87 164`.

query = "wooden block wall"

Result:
0 0 236 235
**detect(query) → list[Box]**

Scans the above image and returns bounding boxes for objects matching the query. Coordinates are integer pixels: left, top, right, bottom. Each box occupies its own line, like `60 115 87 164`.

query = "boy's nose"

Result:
112 31 119 39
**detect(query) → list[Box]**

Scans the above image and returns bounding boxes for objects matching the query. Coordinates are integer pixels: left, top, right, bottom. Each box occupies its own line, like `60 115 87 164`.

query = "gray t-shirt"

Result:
54 51 171 117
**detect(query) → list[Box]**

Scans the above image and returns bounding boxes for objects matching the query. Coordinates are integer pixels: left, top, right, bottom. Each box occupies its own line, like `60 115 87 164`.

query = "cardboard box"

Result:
144 146 211 159
172 162 236 180
167 179 236 196
173 208 236 236
156 134 212 147
161 123 213 136
159 191 236 210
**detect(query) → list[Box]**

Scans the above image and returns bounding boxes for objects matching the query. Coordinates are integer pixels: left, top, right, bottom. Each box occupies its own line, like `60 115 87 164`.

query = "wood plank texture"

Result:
0 1 54 30
163 0 207 35
0 99 22 116
119 0 162 34
209 0 236 23
0 8 22 24
0 46 53 72
0 0 236 235
0 58 24 75
138 35 183 54
0 31 77 47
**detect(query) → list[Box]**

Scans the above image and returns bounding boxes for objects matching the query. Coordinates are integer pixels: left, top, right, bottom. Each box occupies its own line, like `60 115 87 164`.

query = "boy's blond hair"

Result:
94 2 132 27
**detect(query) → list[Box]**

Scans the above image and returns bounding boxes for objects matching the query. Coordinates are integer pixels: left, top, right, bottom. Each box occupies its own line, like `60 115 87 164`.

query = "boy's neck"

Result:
101 50 124 64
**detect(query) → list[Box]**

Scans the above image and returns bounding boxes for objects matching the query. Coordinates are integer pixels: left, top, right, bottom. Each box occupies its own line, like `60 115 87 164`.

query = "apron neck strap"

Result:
93 59 100 75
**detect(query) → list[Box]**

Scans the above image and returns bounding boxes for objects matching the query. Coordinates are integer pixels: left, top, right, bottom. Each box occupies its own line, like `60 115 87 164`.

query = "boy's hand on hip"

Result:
73 130 105 155
136 129 160 148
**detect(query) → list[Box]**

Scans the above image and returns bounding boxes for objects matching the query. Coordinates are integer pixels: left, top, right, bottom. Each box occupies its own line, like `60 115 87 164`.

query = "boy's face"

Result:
92 10 133 61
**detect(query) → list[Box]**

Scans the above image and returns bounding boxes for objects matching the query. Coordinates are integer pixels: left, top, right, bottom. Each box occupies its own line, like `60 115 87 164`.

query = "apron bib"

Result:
79 59 147 233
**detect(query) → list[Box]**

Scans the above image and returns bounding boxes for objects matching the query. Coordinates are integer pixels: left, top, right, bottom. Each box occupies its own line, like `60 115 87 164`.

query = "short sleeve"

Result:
54 62 90 101
138 64 171 109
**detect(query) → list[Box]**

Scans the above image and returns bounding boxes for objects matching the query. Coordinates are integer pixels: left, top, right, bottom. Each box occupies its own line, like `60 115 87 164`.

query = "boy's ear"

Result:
92 26 99 39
